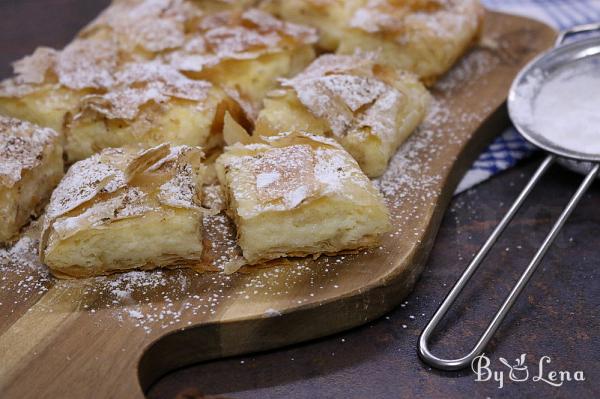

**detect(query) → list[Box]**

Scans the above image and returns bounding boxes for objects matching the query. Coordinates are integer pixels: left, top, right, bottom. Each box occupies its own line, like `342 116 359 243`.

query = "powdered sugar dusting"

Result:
0 116 60 187
166 8 317 73
252 145 320 209
0 233 52 307
376 49 497 245
56 38 119 90
1 231 364 335
241 8 318 44
158 162 203 210
79 62 211 120
83 0 201 53
509 67 544 126
217 132 379 219
433 49 499 93
44 154 127 223
281 54 408 140
11 47 57 85
349 0 481 40
256 171 281 188
1 38 120 96
519 61 600 156
41 144 204 263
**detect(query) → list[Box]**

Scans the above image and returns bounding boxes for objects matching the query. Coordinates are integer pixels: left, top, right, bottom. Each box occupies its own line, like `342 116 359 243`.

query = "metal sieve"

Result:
419 23 600 370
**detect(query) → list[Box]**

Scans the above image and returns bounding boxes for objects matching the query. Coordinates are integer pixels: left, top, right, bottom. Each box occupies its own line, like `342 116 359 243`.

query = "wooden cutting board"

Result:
0 11 555 399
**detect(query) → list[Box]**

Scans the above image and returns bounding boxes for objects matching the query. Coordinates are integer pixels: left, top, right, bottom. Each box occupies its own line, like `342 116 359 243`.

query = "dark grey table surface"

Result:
1 1 598 398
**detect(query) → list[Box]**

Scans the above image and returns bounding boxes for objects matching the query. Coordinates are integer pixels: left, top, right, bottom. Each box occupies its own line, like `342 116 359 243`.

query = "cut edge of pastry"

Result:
216 131 391 265
0 115 64 244
40 144 209 278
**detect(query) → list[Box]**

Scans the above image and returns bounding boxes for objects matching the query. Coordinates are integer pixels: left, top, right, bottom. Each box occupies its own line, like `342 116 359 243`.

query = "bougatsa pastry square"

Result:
80 0 317 116
216 132 391 264
0 116 64 243
65 61 237 162
255 54 430 177
0 41 106 138
0 0 317 162
155 7 317 115
40 144 206 278
260 0 350 51
261 0 484 84
337 0 484 84
0 40 240 163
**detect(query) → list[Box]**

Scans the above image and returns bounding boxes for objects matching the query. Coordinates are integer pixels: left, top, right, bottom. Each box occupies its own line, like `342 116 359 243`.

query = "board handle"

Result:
418 156 599 370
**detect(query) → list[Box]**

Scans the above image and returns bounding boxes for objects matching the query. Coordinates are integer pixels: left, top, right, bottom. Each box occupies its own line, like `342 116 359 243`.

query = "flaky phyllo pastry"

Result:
260 0 350 52
82 0 317 111
40 144 206 278
262 0 484 84
216 132 391 264
0 0 485 277
0 0 317 162
0 39 238 163
0 116 63 243
255 54 430 177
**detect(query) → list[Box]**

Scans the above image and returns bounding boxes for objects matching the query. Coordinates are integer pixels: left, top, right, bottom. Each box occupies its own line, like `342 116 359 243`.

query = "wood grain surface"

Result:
0 6 556 399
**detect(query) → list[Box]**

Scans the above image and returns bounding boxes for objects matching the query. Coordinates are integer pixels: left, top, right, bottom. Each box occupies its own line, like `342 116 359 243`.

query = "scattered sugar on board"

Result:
376 48 495 245
0 235 51 310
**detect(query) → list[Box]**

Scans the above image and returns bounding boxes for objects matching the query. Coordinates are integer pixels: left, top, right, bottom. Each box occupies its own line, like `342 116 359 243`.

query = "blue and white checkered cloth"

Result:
456 0 600 193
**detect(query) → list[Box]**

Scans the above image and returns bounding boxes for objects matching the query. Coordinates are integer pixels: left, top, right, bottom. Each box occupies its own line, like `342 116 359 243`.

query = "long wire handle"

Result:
418 157 599 370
